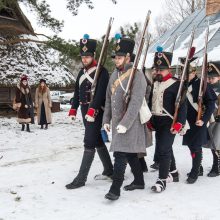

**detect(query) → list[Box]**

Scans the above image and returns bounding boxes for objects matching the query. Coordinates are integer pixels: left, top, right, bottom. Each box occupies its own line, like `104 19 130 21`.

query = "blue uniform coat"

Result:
71 66 109 147
183 76 217 149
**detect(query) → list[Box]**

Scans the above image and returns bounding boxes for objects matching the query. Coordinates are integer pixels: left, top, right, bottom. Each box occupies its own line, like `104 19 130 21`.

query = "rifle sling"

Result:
111 69 132 95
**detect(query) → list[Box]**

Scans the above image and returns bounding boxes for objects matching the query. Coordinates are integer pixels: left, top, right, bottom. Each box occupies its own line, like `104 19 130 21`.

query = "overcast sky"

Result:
20 0 163 41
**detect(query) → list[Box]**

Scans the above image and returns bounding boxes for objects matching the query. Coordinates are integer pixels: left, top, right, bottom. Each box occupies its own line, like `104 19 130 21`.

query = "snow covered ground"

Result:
0 106 220 220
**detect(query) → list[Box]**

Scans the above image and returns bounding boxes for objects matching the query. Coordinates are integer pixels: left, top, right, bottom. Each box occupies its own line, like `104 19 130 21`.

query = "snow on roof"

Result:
0 35 75 87
145 9 220 68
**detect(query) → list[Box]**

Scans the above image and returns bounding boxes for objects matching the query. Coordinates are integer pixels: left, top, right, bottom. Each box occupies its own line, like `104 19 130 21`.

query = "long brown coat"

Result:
15 84 34 124
35 86 52 124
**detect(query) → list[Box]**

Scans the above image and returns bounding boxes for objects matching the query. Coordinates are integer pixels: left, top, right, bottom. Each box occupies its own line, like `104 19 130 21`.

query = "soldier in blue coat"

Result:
66 34 113 189
148 47 187 193
182 62 217 184
206 61 220 177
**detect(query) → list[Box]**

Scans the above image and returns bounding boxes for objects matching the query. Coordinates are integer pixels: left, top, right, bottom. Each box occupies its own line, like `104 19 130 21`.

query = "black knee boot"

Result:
159 157 171 180
66 148 95 189
151 157 170 192
105 153 127 200
139 157 148 172
208 150 220 177
170 152 177 171
167 152 179 182
124 154 145 191
96 145 113 177
151 147 160 170
21 124 25 131
187 150 202 184
26 124 30 132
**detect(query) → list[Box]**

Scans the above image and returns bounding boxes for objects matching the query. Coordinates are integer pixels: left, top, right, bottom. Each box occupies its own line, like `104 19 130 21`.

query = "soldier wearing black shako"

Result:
181 59 217 184
103 34 148 200
147 46 187 193
66 34 113 189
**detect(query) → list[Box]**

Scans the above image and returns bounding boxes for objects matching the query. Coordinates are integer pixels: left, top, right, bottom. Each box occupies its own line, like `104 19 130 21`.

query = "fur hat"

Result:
20 75 28 82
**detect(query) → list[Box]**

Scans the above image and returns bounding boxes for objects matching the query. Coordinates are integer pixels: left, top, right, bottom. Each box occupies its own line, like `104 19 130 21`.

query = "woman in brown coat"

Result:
15 75 34 132
35 79 52 129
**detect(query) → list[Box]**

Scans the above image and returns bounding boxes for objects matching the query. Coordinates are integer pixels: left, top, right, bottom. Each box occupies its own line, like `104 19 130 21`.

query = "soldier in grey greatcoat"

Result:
103 35 148 200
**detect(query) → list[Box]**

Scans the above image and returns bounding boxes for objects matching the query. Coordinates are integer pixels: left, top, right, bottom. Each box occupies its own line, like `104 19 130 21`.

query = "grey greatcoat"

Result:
103 63 148 153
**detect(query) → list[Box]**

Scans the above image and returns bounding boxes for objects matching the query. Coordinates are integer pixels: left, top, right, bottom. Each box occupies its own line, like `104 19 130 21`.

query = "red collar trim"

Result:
162 73 172 81
86 60 97 70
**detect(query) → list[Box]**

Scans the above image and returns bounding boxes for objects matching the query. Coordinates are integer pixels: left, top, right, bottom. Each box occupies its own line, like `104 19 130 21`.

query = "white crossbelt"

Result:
162 107 190 133
79 66 96 86
187 85 198 112
187 85 215 125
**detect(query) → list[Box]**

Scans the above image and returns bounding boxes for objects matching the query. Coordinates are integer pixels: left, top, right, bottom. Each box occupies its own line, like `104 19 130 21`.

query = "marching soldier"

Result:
207 61 220 177
182 60 217 183
66 34 113 189
147 47 187 192
111 52 150 173
103 35 148 200
131 53 150 172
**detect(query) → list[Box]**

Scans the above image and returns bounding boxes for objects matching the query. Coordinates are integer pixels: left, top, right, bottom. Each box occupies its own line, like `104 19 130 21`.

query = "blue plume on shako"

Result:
83 34 90 39
114 33 121 40
156 46 163 53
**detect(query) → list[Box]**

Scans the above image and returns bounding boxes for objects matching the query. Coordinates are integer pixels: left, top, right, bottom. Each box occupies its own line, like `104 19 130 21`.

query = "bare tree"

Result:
154 0 205 38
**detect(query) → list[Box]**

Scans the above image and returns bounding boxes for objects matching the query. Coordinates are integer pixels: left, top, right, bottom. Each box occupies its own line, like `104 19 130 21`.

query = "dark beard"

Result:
154 74 163 82
83 60 93 69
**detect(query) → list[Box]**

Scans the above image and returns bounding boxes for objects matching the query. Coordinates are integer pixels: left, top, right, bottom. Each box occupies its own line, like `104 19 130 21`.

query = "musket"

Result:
175 58 181 79
172 35 180 79
197 22 209 121
171 35 178 53
172 27 196 127
90 17 114 102
124 10 151 109
141 34 151 71
141 33 152 86
218 94 220 116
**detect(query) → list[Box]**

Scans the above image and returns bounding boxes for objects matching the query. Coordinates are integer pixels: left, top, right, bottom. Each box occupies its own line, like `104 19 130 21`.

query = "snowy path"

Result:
0 107 220 220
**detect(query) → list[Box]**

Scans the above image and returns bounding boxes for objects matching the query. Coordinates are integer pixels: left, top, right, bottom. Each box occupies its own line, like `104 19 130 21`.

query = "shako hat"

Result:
153 46 173 69
208 61 220 77
179 57 198 72
113 33 135 57
80 34 97 56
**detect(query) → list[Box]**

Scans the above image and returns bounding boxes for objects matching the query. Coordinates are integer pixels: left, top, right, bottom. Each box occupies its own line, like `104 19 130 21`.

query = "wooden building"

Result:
0 2 75 110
